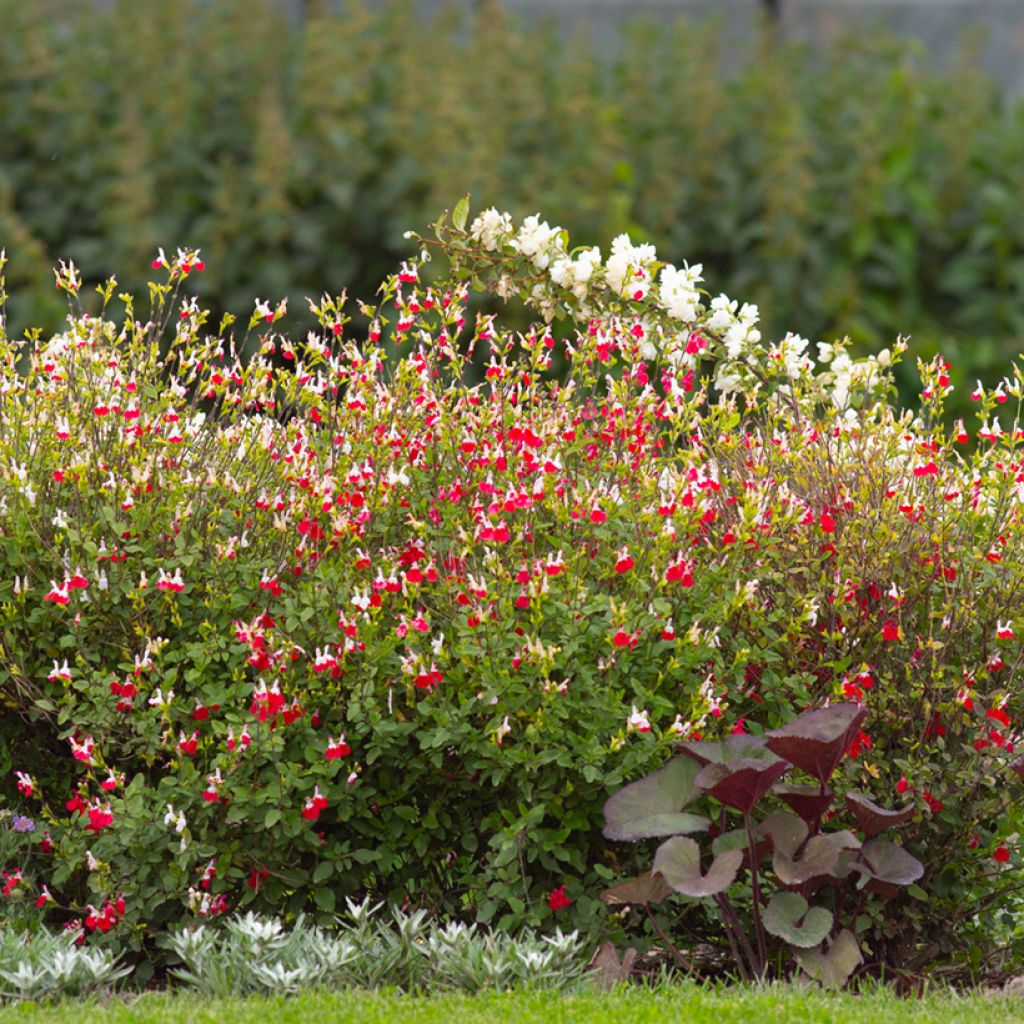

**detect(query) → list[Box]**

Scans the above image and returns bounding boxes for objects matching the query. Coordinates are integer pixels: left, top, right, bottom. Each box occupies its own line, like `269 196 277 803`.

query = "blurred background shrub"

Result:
1 0 1023 401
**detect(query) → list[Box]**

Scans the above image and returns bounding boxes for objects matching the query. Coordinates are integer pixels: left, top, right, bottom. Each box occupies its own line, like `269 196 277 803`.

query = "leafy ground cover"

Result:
1 985 1023 1024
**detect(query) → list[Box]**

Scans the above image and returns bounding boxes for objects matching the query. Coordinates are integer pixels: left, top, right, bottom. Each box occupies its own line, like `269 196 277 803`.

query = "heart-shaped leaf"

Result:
694 757 789 814
600 871 674 907
763 892 834 948
755 810 808 857
603 756 709 841
775 783 835 824
652 836 744 898
845 791 916 838
796 928 863 988
712 828 772 869
765 704 867 785
675 734 768 766
775 831 861 886
854 837 924 887
588 943 637 990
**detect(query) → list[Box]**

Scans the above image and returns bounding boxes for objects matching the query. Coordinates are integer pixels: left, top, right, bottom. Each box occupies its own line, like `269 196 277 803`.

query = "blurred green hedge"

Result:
1 0 1023 385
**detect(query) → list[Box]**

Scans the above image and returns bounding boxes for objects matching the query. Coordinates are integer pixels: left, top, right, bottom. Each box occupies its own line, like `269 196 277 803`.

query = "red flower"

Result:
882 619 900 642
995 844 1011 863
548 884 571 911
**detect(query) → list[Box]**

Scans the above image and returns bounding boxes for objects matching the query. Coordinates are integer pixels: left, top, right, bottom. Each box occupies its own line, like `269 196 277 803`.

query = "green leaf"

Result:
854 837 924 888
452 195 470 233
314 888 336 912
652 836 742 898
774 831 861 886
796 928 863 988
265 807 282 828
763 892 834 948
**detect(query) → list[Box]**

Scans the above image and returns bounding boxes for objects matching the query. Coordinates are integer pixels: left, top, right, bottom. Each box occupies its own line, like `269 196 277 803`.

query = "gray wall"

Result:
410 0 1024 95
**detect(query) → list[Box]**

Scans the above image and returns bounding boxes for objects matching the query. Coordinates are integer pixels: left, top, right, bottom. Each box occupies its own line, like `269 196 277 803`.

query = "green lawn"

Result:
2 985 1023 1024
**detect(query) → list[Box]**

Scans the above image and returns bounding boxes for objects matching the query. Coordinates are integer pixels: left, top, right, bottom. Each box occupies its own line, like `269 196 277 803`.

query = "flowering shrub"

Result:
1 203 1024 973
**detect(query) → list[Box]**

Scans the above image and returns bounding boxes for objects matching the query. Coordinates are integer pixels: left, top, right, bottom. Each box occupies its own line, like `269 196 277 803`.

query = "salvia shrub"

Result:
0 201 1023 976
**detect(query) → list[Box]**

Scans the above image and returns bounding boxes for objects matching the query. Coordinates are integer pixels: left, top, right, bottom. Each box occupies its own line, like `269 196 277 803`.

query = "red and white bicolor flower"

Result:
70 735 95 764
15 771 33 797
997 620 1015 640
156 568 185 592
313 647 338 673
627 705 652 733
86 801 114 833
48 658 71 682
226 725 252 752
203 769 222 803
44 580 70 605
301 785 329 821
326 734 351 759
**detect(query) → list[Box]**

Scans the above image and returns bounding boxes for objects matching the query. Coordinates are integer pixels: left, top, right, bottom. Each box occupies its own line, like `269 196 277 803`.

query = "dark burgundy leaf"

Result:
775 783 835 824
845 791 916 838
765 704 867 785
589 943 638 990
694 757 789 815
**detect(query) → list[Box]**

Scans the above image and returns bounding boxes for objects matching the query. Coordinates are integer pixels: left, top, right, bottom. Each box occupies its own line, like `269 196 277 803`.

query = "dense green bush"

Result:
2 204 1024 978
0 0 1022 403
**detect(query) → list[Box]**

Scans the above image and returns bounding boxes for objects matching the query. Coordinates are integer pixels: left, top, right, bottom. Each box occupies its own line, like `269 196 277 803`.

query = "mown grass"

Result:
2 984 1024 1024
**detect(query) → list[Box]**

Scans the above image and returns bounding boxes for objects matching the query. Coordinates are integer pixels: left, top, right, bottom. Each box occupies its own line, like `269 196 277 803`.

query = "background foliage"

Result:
1 0 1023 398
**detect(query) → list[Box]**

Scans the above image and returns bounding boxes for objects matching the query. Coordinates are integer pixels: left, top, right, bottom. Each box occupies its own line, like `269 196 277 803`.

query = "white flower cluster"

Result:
463 208 900 408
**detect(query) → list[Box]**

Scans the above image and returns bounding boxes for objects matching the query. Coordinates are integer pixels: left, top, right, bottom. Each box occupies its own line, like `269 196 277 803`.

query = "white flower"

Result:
605 234 656 298
469 208 513 251
496 715 512 746
550 247 602 300
658 262 702 323
512 214 564 270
